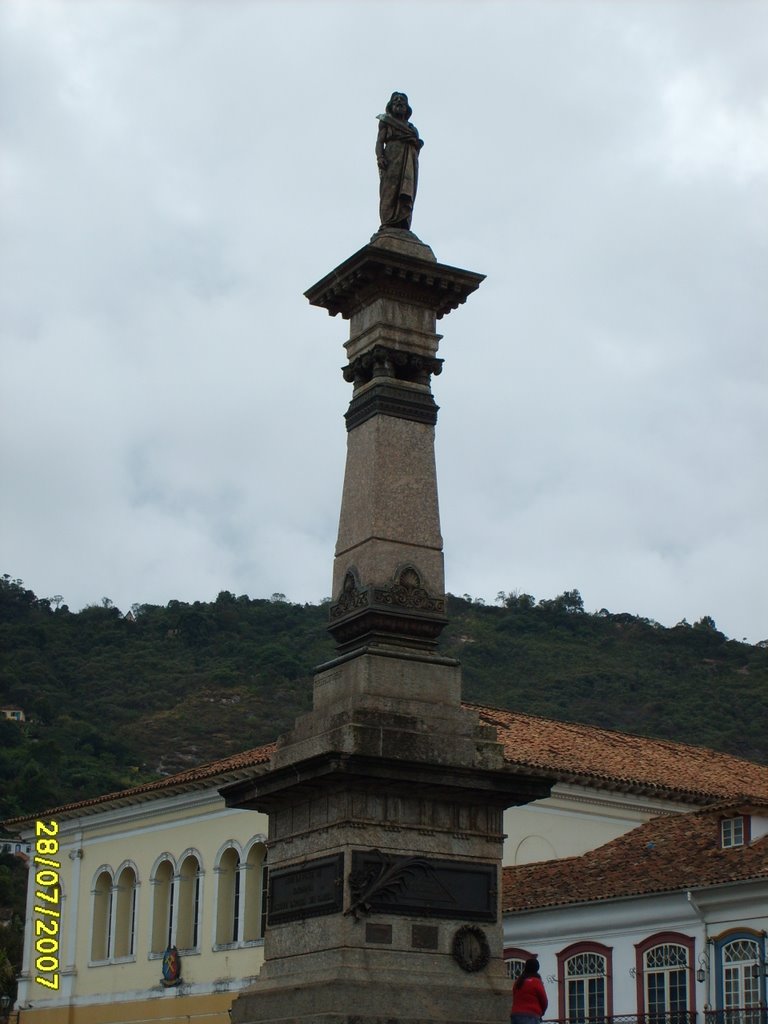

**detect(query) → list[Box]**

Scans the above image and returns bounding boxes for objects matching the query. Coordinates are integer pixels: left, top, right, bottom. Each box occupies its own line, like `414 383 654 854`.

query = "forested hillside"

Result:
1 574 767 822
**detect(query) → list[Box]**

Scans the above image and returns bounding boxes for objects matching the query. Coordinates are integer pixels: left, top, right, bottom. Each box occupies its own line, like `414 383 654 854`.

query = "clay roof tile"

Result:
6 702 768 830
502 804 768 911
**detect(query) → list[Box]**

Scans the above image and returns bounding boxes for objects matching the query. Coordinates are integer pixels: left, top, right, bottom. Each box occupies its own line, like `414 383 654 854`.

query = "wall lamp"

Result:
696 953 709 984
750 961 768 979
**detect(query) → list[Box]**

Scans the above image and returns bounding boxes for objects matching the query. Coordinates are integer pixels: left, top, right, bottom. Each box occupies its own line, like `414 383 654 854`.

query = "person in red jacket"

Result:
510 957 549 1024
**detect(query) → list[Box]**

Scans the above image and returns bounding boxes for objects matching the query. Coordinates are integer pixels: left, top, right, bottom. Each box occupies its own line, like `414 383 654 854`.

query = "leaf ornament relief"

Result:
345 850 433 920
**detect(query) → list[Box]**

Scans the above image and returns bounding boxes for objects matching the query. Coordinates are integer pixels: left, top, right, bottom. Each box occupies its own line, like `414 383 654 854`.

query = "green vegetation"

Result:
1 574 766 825
445 590 768 763
0 852 26 1005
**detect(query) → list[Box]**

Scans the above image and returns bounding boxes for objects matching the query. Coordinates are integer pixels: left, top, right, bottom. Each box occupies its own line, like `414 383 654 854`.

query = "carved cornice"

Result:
304 245 485 320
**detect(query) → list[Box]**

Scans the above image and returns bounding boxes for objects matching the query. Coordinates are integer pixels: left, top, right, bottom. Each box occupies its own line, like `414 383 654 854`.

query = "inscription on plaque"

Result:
412 924 439 950
365 923 393 944
268 853 344 926
349 850 497 922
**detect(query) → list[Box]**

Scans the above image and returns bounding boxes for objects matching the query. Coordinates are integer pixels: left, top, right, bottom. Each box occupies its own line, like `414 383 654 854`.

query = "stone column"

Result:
314 229 484 655
223 230 551 1024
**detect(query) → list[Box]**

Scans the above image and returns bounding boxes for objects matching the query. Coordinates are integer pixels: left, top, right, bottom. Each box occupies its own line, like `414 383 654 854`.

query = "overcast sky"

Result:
1 1 766 642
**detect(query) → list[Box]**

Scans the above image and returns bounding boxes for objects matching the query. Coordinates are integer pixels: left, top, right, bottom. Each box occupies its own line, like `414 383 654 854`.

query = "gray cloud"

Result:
1 0 766 642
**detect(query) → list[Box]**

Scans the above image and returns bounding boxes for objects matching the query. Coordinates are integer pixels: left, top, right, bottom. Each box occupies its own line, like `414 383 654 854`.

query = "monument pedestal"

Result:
222 232 551 1024
225 648 549 1024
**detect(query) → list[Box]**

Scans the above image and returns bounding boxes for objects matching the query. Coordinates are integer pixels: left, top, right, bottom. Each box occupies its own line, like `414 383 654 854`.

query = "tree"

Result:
0 947 16 1000
694 615 718 632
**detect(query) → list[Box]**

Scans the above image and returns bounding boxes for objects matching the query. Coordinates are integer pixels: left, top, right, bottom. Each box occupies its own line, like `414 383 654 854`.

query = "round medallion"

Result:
451 924 491 973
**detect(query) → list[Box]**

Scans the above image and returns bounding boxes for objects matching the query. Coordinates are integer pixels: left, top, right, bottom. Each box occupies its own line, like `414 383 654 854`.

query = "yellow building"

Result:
8 744 273 1024
7 707 768 1024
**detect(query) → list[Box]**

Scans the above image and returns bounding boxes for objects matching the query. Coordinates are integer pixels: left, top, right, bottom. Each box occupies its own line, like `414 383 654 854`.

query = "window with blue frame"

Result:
715 932 766 1024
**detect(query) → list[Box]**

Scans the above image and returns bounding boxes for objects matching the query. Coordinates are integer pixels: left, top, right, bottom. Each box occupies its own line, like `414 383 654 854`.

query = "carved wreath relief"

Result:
451 925 491 973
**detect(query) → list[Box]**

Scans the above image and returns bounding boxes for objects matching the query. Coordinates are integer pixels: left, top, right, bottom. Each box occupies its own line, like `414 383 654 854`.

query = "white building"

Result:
502 802 768 1024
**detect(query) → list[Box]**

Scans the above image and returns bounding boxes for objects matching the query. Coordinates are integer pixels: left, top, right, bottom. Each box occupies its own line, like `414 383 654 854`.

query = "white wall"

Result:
504 881 768 1018
504 783 691 865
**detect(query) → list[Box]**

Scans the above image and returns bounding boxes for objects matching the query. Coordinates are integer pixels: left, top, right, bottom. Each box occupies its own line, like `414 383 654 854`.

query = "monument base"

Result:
230 966 511 1024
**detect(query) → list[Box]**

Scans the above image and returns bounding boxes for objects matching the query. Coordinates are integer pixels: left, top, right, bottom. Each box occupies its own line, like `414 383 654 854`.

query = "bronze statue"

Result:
376 92 423 231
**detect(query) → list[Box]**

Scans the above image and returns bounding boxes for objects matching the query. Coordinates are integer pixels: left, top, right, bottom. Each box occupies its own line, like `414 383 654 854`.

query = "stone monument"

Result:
222 95 551 1024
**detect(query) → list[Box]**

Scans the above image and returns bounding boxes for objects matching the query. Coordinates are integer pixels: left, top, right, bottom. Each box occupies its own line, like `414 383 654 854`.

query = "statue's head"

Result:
386 92 412 119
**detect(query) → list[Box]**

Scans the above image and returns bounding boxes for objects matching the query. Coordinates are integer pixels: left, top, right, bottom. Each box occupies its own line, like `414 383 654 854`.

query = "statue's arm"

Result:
375 122 388 172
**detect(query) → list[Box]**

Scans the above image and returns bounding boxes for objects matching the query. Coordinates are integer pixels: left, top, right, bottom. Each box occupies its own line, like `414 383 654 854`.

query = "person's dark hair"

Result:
513 957 541 990
386 92 412 119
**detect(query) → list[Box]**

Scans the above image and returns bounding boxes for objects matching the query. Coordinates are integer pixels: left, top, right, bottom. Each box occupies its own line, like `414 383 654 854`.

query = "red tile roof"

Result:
470 704 768 802
502 803 768 912
6 702 768 830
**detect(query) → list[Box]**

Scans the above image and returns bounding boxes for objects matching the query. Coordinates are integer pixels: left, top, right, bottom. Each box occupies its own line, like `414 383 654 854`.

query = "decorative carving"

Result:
374 567 444 614
348 851 496 923
342 345 442 388
346 849 432 920
329 566 447 650
451 925 491 973
329 572 368 621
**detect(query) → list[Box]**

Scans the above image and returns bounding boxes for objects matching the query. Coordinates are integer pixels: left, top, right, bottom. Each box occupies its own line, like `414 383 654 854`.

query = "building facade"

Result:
10 746 273 1024
502 804 768 1024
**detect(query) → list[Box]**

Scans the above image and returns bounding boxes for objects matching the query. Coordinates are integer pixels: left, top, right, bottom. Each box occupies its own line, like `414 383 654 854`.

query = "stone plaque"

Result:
349 851 497 922
268 853 344 926
365 923 393 944
411 924 439 950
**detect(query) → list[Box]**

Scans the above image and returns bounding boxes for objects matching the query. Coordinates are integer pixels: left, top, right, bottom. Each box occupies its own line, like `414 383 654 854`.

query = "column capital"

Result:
304 236 485 321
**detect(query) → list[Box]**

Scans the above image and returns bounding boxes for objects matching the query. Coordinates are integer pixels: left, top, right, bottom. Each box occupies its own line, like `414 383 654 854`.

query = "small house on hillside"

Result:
1 706 25 722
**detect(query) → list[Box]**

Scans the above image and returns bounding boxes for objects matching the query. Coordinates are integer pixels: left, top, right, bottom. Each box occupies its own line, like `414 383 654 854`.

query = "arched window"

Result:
504 946 535 980
151 858 175 954
216 847 241 946
243 840 267 942
636 933 694 1023
176 852 202 951
113 864 137 959
91 869 113 962
557 942 612 1023
718 935 763 1023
